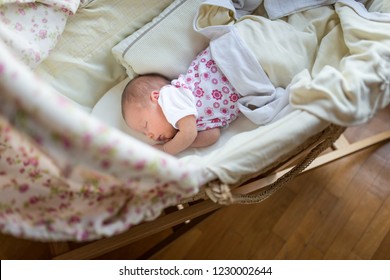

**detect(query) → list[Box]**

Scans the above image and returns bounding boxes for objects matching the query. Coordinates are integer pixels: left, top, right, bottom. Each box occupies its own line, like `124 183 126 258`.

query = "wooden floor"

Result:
1 106 389 260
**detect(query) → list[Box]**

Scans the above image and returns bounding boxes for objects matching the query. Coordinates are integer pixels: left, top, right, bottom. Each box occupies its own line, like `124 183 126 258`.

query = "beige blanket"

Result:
290 1 390 125
199 0 390 126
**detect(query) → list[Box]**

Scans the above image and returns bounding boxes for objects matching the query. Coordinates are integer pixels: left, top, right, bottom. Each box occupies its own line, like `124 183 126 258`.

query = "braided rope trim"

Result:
205 124 345 205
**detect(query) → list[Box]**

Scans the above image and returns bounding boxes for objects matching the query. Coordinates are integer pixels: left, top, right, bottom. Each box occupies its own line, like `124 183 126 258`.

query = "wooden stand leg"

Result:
52 200 221 259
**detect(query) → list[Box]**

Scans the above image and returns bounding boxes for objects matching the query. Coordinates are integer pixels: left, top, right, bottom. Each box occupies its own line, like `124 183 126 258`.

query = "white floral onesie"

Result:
158 47 241 131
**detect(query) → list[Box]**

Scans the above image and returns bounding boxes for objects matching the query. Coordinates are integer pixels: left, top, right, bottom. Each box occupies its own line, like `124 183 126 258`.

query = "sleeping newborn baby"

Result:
121 47 241 155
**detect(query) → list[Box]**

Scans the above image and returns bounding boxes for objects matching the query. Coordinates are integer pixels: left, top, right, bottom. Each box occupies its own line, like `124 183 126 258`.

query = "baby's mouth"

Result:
158 135 172 143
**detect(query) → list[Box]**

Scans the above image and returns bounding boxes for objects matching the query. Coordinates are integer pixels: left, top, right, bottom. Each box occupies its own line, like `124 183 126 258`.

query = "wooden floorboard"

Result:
353 194 390 259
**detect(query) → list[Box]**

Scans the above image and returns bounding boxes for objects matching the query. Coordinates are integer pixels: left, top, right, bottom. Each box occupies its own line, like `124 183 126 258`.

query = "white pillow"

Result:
93 0 210 140
111 0 209 79
94 0 258 151
91 76 257 157
90 78 154 144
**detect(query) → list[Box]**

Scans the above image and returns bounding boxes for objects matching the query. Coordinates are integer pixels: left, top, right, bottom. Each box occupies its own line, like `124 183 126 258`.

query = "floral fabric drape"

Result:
0 0 81 67
0 1 205 241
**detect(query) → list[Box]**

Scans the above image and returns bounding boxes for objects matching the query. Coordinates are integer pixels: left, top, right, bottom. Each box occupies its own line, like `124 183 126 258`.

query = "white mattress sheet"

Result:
91 79 329 185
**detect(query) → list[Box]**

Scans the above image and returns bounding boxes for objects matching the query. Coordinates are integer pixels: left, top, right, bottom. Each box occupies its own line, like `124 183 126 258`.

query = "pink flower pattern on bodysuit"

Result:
172 47 241 131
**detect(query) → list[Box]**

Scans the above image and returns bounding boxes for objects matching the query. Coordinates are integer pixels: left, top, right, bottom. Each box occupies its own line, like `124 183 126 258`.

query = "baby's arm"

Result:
154 117 221 155
160 115 198 155
190 128 220 148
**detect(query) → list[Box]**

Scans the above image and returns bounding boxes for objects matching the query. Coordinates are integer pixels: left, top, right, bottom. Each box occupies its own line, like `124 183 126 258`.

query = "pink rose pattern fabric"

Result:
173 47 241 131
0 4 204 241
0 0 80 68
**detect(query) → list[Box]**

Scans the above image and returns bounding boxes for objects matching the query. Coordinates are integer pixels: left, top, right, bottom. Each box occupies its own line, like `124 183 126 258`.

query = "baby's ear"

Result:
151 91 160 102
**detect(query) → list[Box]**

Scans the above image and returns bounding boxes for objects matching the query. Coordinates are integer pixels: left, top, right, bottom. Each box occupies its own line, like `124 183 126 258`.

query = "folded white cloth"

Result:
264 0 337 19
232 0 263 17
264 0 370 19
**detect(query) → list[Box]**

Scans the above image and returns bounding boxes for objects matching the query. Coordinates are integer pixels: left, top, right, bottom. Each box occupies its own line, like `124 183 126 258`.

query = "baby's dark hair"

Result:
121 74 169 118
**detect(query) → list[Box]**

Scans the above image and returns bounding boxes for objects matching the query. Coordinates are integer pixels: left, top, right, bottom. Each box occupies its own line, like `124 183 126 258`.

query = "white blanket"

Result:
264 0 390 19
194 0 293 125
196 0 390 127
289 0 390 125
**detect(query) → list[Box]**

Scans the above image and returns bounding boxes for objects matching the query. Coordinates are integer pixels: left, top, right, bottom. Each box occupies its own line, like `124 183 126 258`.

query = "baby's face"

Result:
124 102 177 143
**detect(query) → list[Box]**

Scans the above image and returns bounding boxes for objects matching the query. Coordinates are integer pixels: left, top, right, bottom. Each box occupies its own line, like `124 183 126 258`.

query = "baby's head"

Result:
121 74 177 142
